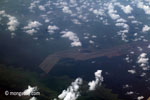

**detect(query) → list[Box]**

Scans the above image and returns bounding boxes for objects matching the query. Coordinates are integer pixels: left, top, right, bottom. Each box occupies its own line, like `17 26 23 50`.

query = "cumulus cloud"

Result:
108 3 120 20
28 0 40 12
61 31 82 47
48 25 59 34
116 24 129 42
92 35 97 38
39 5 46 11
125 55 132 63
123 84 130 88
57 78 83 100
30 97 37 100
88 70 104 91
107 3 129 42
11 33 16 38
89 40 94 44
128 16 135 19
137 53 149 70
70 0 77 4
23 85 37 96
62 6 72 14
25 29 37 35
23 21 42 35
137 96 144 100
0 10 5 15
126 91 134 95
24 21 42 29
0 10 19 32
115 23 129 29
116 18 127 23
72 19 81 25
116 3 133 14
142 25 150 32
121 5 133 14
93 9 104 16
137 1 150 15
148 45 150 48
137 53 148 66
140 72 146 77
131 20 142 24
137 47 143 52
128 70 136 74
7 16 19 31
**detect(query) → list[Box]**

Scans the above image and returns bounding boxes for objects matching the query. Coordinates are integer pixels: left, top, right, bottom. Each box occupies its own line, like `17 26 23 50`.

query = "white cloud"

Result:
70 0 76 4
142 25 150 32
116 22 129 42
61 31 82 47
25 29 37 35
115 23 129 29
137 53 149 70
107 3 129 42
128 16 135 19
92 35 97 38
137 47 143 52
137 53 148 64
108 3 120 20
116 18 127 23
137 96 144 100
131 20 141 24
148 44 150 48
23 85 37 96
114 3 133 14
126 91 134 95
28 0 40 12
93 9 104 16
122 5 133 14
125 56 130 63
45 19 50 23
62 6 72 14
88 70 104 91
39 5 46 11
30 97 37 100
128 70 136 74
7 16 19 31
123 84 130 88
48 25 59 34
140 72 146 77
137 1 150 15
24 21 42 30
119 5 133 14
11 33 16 38
23 21 42 35
0 10 19 32
0 10 5 15
72 19 81 25
58 78 83 100
89 40 94 44
84 36 89 39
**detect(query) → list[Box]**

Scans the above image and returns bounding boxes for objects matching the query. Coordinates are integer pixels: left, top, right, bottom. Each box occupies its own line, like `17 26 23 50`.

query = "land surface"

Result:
40 41 150 73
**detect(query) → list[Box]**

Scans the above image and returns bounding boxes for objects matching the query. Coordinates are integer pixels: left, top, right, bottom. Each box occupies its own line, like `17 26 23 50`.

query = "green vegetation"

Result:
0 64 57 100
0 64 125 100
79 86 124 100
